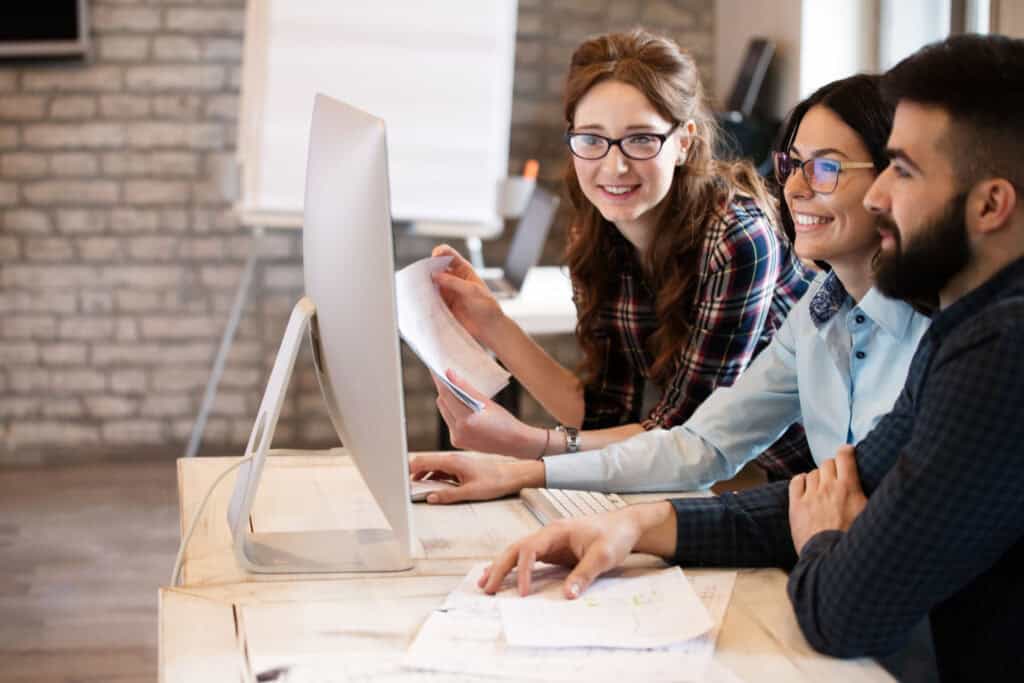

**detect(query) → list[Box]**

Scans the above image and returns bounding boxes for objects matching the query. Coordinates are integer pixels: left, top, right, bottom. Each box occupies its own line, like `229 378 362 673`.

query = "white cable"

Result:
170 454 255 587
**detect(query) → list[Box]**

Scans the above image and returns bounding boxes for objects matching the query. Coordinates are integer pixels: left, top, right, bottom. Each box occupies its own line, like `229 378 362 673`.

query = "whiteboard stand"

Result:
188 1 519 457
184 225 268 458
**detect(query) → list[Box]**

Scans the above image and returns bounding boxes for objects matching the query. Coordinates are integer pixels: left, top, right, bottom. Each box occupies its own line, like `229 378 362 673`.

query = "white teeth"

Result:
603 186 635 195
795 214 831 225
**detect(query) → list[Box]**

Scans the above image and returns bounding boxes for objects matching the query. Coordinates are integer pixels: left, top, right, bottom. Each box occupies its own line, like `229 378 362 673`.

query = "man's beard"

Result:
873 192 970 302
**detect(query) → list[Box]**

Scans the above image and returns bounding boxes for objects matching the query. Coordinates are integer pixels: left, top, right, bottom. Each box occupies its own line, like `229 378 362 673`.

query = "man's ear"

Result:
971 178 1018 235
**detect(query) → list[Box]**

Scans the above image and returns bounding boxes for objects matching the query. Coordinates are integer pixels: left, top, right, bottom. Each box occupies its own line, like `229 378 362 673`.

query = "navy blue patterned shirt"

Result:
668 256 1024 681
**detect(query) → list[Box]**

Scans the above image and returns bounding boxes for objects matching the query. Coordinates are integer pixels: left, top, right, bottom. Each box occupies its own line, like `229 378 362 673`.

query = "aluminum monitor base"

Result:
225 297 412 574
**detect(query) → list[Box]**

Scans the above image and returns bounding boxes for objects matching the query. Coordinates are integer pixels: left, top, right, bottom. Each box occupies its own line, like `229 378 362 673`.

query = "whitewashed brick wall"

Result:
0 0 711 464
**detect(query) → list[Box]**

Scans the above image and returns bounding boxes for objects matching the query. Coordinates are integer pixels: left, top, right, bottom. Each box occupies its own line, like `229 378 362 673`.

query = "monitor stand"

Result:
225 297 413 574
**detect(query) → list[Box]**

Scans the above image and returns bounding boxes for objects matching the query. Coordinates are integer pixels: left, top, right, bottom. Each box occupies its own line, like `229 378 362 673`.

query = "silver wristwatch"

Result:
555 425 580 453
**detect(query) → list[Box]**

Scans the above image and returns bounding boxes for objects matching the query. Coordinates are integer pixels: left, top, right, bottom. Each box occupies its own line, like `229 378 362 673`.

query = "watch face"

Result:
555 425 579 452
566 427 579 452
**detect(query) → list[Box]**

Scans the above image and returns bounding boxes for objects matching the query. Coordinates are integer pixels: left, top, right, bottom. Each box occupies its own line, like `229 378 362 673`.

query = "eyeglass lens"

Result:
775 154 841 193
569 133 664 160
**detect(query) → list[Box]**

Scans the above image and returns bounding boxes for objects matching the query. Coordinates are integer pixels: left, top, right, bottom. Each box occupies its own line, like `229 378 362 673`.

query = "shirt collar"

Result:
809 271 848 328
930 255 1024 337
809 270 918 339
855 288 918 340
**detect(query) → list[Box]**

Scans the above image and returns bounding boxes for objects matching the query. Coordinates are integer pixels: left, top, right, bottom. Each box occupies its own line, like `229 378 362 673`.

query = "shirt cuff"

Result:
798 529 843 560
667 481 797 568
542 451 608 490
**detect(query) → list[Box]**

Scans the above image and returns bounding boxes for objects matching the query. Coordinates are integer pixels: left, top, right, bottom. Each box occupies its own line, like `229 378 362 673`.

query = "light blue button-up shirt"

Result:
544 271 932 492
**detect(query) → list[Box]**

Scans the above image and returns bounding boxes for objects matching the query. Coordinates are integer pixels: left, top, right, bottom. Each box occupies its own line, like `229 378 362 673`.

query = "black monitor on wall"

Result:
725 38 775 120
0 1 89 59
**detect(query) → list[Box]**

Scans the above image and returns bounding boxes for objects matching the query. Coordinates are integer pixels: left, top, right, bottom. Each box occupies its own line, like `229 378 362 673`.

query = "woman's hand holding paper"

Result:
434 370 547 460
430 244 505 344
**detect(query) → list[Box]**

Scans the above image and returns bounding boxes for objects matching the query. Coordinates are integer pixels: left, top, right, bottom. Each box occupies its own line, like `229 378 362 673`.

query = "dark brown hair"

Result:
882 33 1024 191
564 29 778 384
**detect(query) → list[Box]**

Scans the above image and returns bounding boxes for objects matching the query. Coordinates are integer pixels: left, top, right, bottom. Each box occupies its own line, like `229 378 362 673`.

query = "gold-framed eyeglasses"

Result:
773 152 875 194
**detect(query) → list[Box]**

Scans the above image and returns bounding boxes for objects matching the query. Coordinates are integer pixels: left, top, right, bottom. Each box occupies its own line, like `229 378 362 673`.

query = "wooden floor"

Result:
0 460 178 683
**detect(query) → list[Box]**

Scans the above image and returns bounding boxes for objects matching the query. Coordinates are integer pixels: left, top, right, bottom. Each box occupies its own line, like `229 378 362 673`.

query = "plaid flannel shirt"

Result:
579 195 814 477
669 257 1024 681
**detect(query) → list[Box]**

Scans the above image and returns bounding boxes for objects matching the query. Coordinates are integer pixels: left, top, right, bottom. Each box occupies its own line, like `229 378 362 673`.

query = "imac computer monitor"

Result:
226 93 414 573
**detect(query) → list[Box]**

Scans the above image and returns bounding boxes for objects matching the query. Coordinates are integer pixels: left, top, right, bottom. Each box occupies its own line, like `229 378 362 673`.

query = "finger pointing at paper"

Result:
478 502 679 599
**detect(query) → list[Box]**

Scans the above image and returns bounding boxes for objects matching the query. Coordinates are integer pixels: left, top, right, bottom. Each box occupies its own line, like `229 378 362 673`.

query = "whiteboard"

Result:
237 0 518 232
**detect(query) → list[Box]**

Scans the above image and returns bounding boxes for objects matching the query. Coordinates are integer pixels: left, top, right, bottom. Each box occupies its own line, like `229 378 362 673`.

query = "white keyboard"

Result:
520 488 627 525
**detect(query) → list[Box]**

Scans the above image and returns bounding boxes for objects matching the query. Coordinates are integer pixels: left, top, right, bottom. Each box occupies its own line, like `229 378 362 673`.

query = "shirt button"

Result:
855 350 866 360
855 314 866 324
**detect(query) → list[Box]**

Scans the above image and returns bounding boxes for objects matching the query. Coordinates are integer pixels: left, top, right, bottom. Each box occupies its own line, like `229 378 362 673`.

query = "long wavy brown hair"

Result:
564 29 778 385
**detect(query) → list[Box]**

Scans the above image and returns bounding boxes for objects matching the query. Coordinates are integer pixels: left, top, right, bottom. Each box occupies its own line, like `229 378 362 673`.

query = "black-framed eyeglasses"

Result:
773 151 875 195
565 122 679 161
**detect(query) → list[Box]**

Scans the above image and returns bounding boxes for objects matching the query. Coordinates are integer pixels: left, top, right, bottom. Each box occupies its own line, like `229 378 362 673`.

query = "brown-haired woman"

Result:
429 29 811 475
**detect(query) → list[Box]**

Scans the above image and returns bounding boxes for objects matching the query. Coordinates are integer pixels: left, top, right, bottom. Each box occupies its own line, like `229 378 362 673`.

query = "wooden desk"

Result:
159 452 893 682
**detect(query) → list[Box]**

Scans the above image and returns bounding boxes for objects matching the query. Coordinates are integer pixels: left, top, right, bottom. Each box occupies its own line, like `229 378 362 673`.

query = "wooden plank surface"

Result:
0 461 178 683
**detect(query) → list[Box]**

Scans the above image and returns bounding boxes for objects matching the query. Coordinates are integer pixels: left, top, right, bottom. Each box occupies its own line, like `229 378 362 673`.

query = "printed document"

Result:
405 563 737 682
395 256 510 409
499 565 712 648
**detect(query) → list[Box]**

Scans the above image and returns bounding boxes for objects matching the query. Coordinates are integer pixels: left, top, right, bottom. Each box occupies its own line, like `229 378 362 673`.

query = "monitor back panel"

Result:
302 93 413 552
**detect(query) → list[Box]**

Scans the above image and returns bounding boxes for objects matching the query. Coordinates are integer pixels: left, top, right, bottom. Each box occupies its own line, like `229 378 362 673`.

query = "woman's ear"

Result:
676 119 697 166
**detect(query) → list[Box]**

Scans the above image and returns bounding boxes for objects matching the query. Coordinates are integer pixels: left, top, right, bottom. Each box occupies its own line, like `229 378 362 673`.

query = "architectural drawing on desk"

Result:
395 255 510 401
405 563 737 682
498 566 713 649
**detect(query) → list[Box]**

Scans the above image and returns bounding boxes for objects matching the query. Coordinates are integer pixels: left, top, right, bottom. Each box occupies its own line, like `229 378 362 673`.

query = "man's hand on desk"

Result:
788 445 868 554
434 370 546 460
409 452 544 504
478 501 677 599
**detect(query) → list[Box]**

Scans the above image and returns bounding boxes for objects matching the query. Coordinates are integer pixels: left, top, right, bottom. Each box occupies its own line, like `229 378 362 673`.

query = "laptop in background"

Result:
482 186 560 299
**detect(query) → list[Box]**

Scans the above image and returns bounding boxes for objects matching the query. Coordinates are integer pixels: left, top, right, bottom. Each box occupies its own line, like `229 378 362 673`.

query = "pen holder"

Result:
497 176 536 219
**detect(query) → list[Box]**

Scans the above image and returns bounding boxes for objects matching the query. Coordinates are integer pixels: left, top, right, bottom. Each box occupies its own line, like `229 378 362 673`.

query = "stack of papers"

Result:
395 256 510 411
405 563 736 682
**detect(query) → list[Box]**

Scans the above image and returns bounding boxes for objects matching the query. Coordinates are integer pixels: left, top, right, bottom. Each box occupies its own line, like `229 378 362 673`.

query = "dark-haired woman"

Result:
428 29 809 473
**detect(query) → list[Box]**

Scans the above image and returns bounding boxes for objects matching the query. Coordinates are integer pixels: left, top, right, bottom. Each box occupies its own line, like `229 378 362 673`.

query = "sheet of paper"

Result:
404 563 737 682
395 256 510 405
499 565 712 648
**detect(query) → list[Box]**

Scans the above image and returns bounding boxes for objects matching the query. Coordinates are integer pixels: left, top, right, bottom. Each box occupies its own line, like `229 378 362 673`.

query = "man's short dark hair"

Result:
881 33 1024 190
